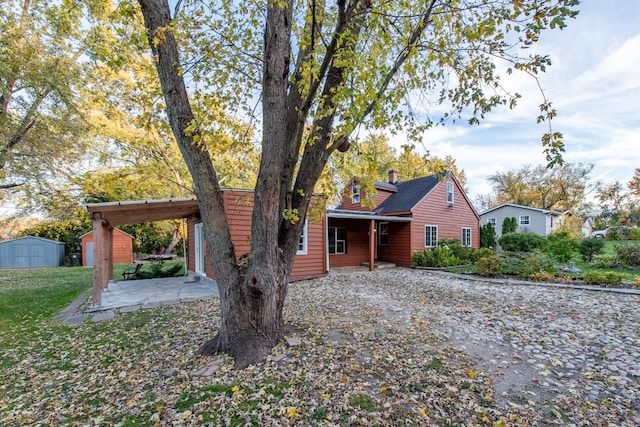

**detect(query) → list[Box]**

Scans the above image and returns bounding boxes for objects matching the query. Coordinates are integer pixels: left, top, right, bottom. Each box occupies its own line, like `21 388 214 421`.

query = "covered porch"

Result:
85 198 201 307
326 209 413 271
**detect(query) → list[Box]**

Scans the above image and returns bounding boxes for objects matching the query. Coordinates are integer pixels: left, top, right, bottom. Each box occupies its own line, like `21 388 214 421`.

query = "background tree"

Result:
629 168 640 196
135 0 578 367
485 163 592 211
0 0 101 206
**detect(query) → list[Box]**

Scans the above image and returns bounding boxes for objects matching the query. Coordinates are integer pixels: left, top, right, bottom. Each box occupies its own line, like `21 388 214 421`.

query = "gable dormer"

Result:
340 172 398 212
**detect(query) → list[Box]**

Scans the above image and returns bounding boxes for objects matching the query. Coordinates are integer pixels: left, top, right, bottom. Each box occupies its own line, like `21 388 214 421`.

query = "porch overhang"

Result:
327 209 413 222
83 198 200 307
327 209 412 272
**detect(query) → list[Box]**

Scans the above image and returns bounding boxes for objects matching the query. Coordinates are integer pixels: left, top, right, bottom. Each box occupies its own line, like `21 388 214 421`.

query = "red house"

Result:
327 170 480 269
84 171 478 306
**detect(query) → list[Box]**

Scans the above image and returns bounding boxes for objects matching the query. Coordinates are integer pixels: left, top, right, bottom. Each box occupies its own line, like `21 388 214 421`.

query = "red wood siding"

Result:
376 221 413 267
340 182 395 212
328 218 370 267
81 228 133 265
409 179 480 254
188 190 326 281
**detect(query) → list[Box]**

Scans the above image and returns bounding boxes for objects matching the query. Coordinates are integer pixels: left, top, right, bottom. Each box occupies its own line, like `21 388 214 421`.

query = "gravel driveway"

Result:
293 268 640 425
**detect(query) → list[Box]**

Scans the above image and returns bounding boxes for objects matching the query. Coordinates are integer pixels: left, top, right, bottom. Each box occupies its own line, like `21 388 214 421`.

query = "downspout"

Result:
182 218 188 276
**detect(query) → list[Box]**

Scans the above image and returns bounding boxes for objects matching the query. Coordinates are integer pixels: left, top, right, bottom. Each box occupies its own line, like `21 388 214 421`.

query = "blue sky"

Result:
390 0 640 200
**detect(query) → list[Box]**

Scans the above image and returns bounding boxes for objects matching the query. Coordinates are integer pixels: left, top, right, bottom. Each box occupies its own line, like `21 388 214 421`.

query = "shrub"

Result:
499 232 547 252
579 238 605 262
606 226 631 240
501 217 517 235
545 232 579 262
412 246 459 268
583 271 625 286
630 227 640 240
589 254 617 268
615 245 640 267
475 255 505 277
472 247 495 261
439 239 476 263
529 271 555 282
480 223 497 248
501 252 556 277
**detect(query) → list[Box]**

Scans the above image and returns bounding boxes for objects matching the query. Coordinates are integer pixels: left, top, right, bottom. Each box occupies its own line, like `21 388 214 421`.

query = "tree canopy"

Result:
140 0 578 366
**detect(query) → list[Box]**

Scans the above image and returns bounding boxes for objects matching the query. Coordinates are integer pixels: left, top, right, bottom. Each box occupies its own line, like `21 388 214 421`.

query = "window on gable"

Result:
329 227 347 254
461 227 471 247
446 182 454 204
425 225 438 247
519 215 530 226
378 222 389 246
352 184 360 204
488 218 496 226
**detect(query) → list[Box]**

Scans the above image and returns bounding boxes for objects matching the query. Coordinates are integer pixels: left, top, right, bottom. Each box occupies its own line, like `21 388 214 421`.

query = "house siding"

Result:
410 179 480 254
188 190 326 281
480 205 556 237
340 182 395 212
81 228 133 266
376 221 413 267
328 218 371 267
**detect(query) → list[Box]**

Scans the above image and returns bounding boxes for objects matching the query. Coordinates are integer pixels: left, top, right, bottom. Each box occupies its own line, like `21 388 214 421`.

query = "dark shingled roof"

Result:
375 175 440 214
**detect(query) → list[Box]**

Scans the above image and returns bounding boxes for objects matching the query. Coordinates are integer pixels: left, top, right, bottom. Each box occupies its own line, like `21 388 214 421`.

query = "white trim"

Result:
194 223 205 275
446 181 454 204
296 221 308 255
519 215 530 226
461 227 472 247
351 184 360 204
425 225 438 248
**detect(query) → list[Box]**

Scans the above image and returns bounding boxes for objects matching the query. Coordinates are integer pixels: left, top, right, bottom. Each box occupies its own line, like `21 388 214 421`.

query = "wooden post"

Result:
92 214 104 306
369 219 375 271
104 226 113 288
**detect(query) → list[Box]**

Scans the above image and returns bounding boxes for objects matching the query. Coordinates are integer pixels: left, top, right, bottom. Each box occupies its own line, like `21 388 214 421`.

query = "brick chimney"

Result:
388 169 399 184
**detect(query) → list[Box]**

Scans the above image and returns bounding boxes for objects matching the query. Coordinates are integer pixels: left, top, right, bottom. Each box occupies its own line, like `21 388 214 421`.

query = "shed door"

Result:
86 242 94 266
13 243 46 268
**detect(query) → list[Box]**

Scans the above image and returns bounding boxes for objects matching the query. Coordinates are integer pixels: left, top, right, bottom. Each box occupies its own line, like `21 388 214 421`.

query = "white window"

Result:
297 221 308 255
378 222 389 246
446 182 454 204
425 225 438 247
487 218 496 226
461 227 472 247
329 227 346 254
194 223 205 275
352 184 360 203
519 215 530 226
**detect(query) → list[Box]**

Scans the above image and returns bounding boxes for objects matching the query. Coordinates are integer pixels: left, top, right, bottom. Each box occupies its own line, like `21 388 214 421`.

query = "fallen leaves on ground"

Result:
1 269 639 426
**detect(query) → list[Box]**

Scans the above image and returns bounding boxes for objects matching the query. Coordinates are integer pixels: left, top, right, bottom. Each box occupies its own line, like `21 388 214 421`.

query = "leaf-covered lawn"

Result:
1 268 638 426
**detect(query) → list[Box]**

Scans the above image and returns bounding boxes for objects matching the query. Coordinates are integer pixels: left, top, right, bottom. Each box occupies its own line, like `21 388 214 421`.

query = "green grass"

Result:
0 266 92 333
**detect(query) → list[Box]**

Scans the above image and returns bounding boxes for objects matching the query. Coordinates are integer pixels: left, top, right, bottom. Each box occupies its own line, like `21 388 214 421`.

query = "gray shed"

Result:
0 236 65 269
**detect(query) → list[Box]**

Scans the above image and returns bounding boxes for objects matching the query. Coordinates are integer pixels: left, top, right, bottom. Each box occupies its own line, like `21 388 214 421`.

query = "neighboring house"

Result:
0 236 65 269
80 228 134 266
479 203 566 238
581 216 595 238
328 170 480 269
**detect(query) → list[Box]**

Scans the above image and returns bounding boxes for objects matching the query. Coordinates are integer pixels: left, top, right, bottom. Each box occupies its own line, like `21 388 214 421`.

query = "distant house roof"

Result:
479 203 564 217
375 175 440 214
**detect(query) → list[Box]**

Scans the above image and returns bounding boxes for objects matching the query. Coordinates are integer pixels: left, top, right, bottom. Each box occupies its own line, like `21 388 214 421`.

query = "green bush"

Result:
439 239 476 263
579 238 605 262
472 247 495 261
501 252 556 277
630 227 640 240
501 217 517 235
583 271 625 286
589 254 617 268
606 226 631 240
412 246 459 268
498 232 547 252
480 223 497 248
475 255 505 277
615 245 640 267
544 232 579 262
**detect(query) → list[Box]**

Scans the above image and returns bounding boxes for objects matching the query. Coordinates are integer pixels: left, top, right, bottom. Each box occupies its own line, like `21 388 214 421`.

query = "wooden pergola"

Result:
84 198 200 306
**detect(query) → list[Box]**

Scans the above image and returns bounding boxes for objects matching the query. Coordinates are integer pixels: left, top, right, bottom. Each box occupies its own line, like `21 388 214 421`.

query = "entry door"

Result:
194 223 205 275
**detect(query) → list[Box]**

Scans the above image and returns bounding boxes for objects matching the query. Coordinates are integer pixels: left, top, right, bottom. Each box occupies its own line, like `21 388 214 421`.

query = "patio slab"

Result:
86 275 219 312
